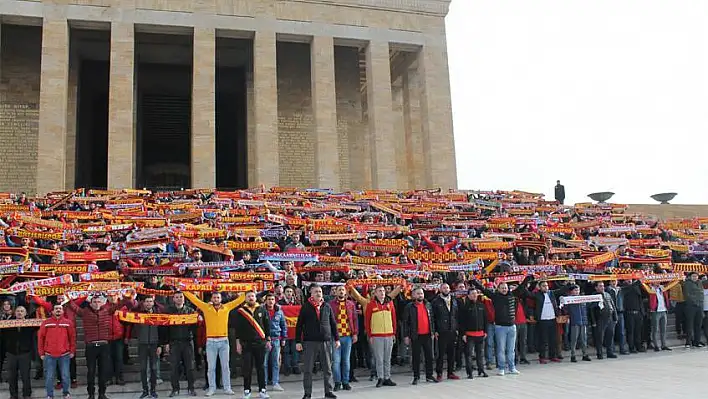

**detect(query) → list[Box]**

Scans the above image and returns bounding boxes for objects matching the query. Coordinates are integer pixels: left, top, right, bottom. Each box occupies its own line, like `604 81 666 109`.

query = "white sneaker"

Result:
243 390 251 399
205 390 215 397
497 369 505 376
259 390 270 399
271 384 284 392
509 368 520 375
224 389 236 396
157 379 164 385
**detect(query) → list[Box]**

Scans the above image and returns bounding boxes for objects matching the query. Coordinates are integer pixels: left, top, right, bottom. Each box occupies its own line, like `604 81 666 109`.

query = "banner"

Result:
260 252 318 262
559 294 603 308
115 310 198 325
281 305 301 340
0 318 44 329
10 274 73 293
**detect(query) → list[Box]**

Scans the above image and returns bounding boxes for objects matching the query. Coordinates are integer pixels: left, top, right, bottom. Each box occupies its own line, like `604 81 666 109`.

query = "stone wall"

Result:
276 42 315 188
0 25 41 195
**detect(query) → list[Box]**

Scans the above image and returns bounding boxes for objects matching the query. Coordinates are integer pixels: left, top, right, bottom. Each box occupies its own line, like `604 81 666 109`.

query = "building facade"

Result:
0 0 457 194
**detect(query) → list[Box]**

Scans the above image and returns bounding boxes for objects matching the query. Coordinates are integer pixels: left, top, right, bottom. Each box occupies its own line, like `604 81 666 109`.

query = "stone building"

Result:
0 0 457 194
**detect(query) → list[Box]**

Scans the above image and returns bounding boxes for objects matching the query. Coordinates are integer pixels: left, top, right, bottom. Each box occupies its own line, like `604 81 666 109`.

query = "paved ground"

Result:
3 347 705 399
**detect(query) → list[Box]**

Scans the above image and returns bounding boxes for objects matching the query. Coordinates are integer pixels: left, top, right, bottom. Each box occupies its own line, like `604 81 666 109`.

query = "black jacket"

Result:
234 303 270 342
401 300 435 339
530 284 571 321
621 280 644 312
555 184 565 201
458 299 487 333
430 294 459 333
164 304 197 342
295 300 339 343
473 277 530 326
1 320 37 355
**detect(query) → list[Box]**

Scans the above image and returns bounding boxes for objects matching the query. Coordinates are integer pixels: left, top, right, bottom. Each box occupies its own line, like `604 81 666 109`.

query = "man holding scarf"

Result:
67 291 134 399
184 291 244 397
295 284 339 399
164 291 198 398
234 291 271 399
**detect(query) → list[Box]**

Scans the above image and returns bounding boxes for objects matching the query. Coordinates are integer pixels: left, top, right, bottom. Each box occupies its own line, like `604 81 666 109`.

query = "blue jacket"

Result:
266 305 288 340
564 302 592 326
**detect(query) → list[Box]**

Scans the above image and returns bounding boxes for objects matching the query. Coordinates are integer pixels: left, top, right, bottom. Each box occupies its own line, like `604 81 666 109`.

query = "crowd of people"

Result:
0 187 707 399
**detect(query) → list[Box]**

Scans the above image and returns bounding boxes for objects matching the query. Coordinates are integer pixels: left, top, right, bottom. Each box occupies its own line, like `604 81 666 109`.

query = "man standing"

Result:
643 282 673 352
184 291 244 396
67 293 133 399
593 282 618 359
430 283 460 381
458 288 488 379
164 292 197 397
682 272 705 348
606 280 628 355
472 276 531 376
38 304 75 399
364 285 397 388
402 287 437 385
621 280 645 353
554 180 565 204
263 293 287 392
530 281 568 363
132 296 164 399
295 284 339 399
328 286 358 392
234 291 271 399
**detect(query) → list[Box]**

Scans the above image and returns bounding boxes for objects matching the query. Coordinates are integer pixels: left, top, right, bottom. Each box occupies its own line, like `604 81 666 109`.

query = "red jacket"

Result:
482 297 495 324
68 297 135 343
515 300 526 324
647 288 671 312
38 316 76 357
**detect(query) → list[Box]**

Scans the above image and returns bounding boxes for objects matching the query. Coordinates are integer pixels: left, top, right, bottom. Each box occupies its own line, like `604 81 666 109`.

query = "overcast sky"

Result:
446 0 708 205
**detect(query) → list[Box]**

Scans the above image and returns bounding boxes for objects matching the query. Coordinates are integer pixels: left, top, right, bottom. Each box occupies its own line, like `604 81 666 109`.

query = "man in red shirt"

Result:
402 287 438 385
38 304 75 399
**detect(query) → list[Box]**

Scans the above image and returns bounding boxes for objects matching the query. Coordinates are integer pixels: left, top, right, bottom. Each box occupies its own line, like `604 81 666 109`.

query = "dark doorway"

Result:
215 67 248 190
136 64 192 190
75 60 109 189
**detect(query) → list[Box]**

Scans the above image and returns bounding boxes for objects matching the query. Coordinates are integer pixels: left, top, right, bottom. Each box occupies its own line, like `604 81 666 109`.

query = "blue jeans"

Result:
283 339 300 371
264 339 281 385
615 313 628 352
494 325 517 372
332 336 352 384
44 355 70 398
206 339 231 391
485 324 496 365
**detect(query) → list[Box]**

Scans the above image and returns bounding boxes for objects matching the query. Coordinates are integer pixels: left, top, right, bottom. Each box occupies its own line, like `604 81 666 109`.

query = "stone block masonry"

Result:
0 0 457 193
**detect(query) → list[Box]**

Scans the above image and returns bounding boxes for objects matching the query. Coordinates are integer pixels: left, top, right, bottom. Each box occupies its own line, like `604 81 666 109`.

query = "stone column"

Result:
37 18 69 195
107 22 135 189
310 36 339 190
191 27 216 189
418 39 457 189
365 40 397 189
252 31 279 187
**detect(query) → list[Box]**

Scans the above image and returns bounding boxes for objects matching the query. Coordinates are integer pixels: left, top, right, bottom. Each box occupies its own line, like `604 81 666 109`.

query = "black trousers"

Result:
109 339 123 380
684 304 704 345
242 341 266 393
675 302 685 335
625 311 643 351
435 331 456 376
139 344 159 394
463 336 484 377
7 352 32 398
411 335 434 379
537 319 558 359
170 340 195 392
86 343 110 396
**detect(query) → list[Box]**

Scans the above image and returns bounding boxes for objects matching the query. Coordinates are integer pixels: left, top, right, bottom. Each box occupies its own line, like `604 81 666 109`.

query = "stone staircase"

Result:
0 312 695 398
